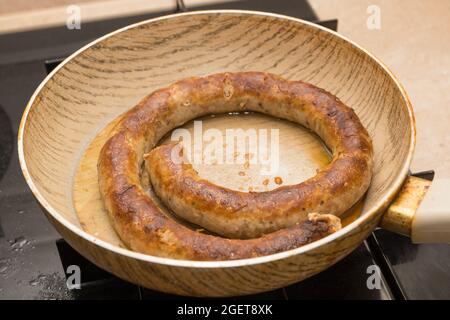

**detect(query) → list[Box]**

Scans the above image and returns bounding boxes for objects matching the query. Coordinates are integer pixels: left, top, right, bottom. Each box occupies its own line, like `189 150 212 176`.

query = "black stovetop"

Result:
1 0 449 300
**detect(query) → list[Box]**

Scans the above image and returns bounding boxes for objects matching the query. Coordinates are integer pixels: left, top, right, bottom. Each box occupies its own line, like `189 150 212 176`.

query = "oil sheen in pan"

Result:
73 112 363 247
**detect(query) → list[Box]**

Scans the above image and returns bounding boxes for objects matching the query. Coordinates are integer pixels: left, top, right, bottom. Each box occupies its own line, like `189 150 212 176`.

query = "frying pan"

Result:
18 10 450 297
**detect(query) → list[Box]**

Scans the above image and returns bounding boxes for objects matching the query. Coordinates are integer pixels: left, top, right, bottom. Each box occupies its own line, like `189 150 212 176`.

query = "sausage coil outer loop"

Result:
98 72 372 260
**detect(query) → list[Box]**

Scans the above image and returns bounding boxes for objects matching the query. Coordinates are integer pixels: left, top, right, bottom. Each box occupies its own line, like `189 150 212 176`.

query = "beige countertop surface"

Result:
2 0 448 177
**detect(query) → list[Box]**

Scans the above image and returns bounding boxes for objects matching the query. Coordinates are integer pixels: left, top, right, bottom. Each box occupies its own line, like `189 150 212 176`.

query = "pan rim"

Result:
17 9 416 269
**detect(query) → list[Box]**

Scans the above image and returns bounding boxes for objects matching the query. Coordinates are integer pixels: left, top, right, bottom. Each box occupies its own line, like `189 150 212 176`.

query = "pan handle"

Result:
381 172 450 243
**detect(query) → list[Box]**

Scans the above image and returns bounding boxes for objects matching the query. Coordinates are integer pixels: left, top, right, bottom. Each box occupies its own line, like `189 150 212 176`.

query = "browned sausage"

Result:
145 130 369 239
98 72 369 260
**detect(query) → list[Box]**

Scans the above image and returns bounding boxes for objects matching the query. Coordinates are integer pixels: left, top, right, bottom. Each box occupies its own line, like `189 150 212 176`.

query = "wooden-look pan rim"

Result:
17 10 416 268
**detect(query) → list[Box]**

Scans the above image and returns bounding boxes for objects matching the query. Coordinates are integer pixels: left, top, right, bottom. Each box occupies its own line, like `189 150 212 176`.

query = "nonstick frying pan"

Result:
18 10 450 297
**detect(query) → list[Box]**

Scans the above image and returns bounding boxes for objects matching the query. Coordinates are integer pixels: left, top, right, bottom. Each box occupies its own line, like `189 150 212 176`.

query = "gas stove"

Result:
1 0 449 300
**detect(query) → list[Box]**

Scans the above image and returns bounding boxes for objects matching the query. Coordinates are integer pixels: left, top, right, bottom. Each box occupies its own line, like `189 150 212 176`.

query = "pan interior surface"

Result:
19 11 414 265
